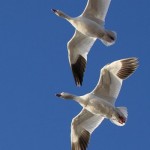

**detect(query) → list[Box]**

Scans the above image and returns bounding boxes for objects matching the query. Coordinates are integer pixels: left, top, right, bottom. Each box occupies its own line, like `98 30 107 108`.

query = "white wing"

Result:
67 30 96 86
92 58 139 104
81 0 111 23
71 109 104 150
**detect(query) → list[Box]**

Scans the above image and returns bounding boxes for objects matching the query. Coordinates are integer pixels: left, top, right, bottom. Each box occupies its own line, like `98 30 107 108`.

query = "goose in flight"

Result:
52 0 117 86
56 58 139 150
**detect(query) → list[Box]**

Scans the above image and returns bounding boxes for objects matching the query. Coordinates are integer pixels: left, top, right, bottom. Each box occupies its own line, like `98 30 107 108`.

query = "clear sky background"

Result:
0 0 150 150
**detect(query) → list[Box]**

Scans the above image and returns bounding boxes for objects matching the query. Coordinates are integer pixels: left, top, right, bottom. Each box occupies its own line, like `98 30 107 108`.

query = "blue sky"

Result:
0 0 150 149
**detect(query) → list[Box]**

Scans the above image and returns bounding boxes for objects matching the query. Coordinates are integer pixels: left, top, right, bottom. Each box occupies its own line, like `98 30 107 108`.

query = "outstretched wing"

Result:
71 109 104 150
67 30 96 86
92 58 139 104
81 0 111 23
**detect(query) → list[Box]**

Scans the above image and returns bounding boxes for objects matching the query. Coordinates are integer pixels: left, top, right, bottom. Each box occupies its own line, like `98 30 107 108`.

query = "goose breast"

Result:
70 17 105 38
85 97 114 118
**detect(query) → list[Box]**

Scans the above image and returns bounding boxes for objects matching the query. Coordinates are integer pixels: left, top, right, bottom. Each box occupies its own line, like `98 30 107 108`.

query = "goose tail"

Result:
110 107 128 126
101 30 117 46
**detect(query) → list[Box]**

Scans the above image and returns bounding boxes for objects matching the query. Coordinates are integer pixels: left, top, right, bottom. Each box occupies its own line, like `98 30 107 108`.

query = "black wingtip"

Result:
71 55 86 87
117 57 139 79
72 130 90 150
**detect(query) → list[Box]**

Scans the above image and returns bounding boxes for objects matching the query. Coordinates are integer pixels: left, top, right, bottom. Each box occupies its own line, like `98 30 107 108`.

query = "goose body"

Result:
56 58 139 150
82 94 115 116
69 17 105 39
52 0 116 86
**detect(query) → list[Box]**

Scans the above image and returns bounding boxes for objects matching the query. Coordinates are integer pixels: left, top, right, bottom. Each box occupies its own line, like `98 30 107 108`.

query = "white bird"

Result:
56 58 138 150
52 0 117 86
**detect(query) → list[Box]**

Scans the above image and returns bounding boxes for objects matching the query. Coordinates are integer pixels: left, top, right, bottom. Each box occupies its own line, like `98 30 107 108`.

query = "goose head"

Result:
51 9 70 19
56 92 75 100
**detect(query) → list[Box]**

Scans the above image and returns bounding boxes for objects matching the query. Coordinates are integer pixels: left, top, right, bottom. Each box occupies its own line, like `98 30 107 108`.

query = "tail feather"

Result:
101 30 117 46
118 107 128 118
110 107 128 126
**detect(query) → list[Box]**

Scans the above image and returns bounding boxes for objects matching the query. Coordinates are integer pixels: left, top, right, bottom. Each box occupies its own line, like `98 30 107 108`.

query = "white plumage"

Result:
52 0 117 86
56 58 139 150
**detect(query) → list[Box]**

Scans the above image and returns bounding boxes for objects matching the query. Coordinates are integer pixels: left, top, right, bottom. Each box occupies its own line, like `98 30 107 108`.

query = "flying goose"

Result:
52 0 117 86
56 58 139 150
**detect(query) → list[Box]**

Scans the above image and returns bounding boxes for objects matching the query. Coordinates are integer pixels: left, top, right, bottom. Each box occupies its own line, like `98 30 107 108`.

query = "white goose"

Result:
56 58 138 150
52 0 117 86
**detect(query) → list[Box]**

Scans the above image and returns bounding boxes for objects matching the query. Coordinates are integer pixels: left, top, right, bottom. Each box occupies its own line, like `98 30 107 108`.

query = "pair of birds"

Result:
52 0 139 150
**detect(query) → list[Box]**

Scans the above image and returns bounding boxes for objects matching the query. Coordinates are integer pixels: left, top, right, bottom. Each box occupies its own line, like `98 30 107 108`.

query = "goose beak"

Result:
51 9 57 13
55 93 61 97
